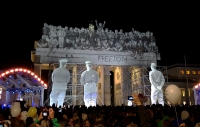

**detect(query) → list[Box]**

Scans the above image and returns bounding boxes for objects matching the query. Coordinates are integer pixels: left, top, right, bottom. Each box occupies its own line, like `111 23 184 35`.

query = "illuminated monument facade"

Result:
31 21 161 106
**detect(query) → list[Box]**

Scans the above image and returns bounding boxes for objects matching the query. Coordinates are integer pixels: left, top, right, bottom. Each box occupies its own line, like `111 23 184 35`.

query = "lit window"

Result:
192 71 196 74
0 88 2 94
198 71 200 74
186 71 190 74
180 70 184 74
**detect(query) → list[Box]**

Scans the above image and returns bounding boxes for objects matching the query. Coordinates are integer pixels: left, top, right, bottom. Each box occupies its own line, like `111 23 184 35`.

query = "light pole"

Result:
184 55 190 105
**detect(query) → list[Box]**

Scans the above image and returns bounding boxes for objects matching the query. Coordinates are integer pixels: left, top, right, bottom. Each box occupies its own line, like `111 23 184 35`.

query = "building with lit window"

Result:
162 64 200 105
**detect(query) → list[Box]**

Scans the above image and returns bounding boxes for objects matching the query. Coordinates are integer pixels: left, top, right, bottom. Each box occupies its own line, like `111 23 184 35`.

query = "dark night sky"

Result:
0 2 199 70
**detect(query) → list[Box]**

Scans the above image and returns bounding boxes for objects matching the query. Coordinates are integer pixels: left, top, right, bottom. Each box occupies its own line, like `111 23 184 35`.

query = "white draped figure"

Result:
80 61 99 107
50 59 70 107
149 63 165 106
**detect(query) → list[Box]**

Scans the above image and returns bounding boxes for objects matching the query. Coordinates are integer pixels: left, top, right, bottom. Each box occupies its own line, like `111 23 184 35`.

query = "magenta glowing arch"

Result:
0 68 47 89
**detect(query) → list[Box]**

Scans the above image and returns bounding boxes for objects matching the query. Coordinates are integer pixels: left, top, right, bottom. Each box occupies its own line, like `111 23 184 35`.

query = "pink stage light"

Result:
5 71 9 74
19 69 23 71
23 69 27 72
38 78 41 81
31 72 34 76
195 85 198 89
1 73 5 76
15 69 18 71
34 75 38 78
27 71 30 73
10 70 14 72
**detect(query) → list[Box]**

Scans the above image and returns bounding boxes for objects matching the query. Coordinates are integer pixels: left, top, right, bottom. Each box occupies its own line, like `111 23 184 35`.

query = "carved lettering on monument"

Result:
98 55 127 63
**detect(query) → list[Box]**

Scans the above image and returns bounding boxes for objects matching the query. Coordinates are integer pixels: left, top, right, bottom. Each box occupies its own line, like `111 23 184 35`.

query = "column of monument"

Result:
71 65 77 105
103 66 111 105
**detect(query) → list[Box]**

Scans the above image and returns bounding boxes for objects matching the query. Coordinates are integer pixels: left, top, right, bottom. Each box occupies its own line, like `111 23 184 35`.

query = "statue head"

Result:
69 27 73 31
105 28 108 32
146 31 150 38
59 59 68 68
44 23 48 27
150 63 157 70
66 39 70 43
64 26 68 30
85 61 92 70
58 26 62 29
81 27 84 32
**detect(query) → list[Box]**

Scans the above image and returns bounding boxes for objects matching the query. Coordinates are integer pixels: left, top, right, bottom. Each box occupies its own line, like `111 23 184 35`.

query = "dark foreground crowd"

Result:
0 95 200 127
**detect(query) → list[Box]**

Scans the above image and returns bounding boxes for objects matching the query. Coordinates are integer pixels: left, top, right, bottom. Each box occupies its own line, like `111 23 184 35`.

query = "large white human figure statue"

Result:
149 63 165 106
50 59 70 107
80 61 99 107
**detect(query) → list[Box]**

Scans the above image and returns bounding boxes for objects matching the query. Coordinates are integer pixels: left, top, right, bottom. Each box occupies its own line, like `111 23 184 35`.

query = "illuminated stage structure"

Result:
193 84 200 105
31 22 168 106
0 69 47 106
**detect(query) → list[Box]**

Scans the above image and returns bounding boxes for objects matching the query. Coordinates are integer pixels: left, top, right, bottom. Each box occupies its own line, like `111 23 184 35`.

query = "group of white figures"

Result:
37 21 159 58
49 58 168 107
49 59 99 107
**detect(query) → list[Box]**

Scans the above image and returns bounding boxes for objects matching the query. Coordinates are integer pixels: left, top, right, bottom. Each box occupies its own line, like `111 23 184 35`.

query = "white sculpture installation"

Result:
80 61 99 107
50 59 70 107
149 63 165 106
40 22 160 59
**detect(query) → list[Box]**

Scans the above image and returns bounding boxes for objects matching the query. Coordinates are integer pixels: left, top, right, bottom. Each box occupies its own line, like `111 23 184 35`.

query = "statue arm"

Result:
95 20 99 28
96 72 99 84
66 71 71 84
160 73 165 88
52 73 54 82
102 21 106 28
80 72 85 85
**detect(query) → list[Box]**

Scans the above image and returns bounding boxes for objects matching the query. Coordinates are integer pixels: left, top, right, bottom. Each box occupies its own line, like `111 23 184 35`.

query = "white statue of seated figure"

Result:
80 61 99 107
149 63 165 106
50 59 70 107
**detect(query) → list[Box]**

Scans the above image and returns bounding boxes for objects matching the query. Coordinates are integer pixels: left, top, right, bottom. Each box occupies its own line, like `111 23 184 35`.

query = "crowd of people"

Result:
36 21 159 58
0 95 200 127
